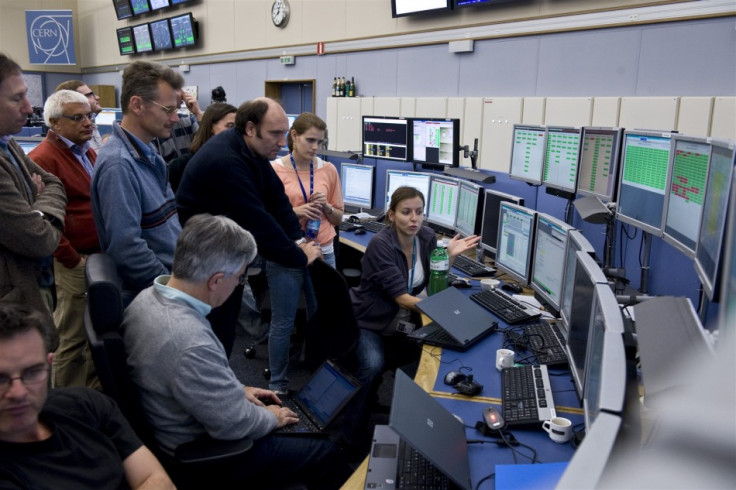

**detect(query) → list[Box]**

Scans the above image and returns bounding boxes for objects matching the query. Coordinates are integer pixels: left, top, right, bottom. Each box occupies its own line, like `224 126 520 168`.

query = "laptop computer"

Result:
409 287 499 352
364 370 472 490
275 360 361 435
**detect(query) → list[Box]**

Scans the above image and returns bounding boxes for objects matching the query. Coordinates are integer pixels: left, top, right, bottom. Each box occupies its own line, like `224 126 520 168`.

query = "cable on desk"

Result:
474 472 495 490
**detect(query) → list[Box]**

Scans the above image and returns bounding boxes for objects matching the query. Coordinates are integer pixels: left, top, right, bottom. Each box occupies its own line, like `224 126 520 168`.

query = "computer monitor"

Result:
542 126 583 194
130 0 150 15
150 19 174 51
384 170 432 215
616 130 674 236
113 0 133 20
576 127 624 203
531 213 573 315
116 26 136 55
718 175 736 335
662 135 712 258
411 118 460 167
426 175 460 232
170 13 197 48
170 0 190 4
495 202 537 285
455 180 484 237
95 108 122 127
583 285 626 430
340 163 375 211
694 139 736 301
132 23 153 54
17 140 41 155
281 113 298 149
508 124 547 185
363 116 410 162
391 0 450 17
479 189 524 257
559 230 596 331
149 0 170 10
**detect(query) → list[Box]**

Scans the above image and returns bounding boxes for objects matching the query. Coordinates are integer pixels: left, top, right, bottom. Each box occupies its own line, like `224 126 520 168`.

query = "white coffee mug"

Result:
542 417 572 443
495 348 515 371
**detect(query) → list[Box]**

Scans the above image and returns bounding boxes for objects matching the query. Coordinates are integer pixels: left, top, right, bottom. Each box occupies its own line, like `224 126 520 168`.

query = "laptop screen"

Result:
297 362 360 427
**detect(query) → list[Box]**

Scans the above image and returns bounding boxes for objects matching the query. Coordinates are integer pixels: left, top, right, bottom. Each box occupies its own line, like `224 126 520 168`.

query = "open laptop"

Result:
275 360 361 435
364 370 472 490
409 287 499 351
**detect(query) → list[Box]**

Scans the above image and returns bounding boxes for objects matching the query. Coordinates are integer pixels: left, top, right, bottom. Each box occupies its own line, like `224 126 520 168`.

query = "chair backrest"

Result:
304 259 360 369
83 253 158 448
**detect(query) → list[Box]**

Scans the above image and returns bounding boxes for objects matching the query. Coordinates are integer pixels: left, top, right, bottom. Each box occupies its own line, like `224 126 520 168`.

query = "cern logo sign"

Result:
25 10 76 65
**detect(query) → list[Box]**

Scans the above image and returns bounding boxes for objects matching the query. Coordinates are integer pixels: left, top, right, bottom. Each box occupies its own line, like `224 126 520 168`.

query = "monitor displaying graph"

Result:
542 126 582 193
509 125 547 185
662 135 711 257
616 131 673 236
576 127 623 203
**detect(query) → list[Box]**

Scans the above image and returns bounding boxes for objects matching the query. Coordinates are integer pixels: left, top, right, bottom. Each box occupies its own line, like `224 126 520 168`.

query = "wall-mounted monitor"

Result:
116 26 136 56
662 135 712 258
531 213 574 315
170 12 197 48
456 0 518 6
427 175 460 232
363 116 410 162
391 0 451 17
113 0 134 20
150 19 174 51
340 163 375 212
508 124 547 185
542 126 583 194
149 0 170 10
694 139 735 301
411 118 460 167
170 0 191 4
455 180 484 237
130 0 151 15
577 127 624 203
495 202 537 285
132 23 154 54
479 189 524 257
384 170 432 215
616 130 674 236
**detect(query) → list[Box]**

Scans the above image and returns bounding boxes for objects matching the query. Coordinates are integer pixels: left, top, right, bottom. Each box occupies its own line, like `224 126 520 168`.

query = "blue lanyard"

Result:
289 153 313 204
408 237 417 291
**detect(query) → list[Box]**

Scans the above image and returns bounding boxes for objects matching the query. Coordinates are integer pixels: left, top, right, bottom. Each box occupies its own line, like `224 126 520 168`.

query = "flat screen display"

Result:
531 213 573 313
363 116 410 162
542 126 582 193
116 26 136 55
170 13 197 48
577 127 623 203
149 0 170 10
427 175 460 230
150 19 174 51
130 0 151 15
132 23 153 54
392 0 451 17
495 202 537 285
384 170 431 215
341 163 374 210
455 181 483 237
509 124 547 185
411 118 460 167
479 189 524 257
113 0 133 20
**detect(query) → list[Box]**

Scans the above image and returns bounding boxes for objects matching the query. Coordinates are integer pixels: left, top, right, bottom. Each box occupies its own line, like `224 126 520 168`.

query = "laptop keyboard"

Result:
469 289 541 325
501 364 556 427
524 320 569 366
398 439 451 489
275 398 320 433
452 254 496 277
417 326 462 349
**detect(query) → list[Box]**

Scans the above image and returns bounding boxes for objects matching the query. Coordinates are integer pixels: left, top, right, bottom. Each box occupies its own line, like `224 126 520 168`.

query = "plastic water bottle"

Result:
427 244 449 296
305 219 320 241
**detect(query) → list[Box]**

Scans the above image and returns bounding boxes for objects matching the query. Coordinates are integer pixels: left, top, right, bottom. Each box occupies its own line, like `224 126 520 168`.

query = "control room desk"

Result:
338 228 583 489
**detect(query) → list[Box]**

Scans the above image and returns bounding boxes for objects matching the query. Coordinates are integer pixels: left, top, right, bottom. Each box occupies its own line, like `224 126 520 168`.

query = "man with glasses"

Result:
155 88 204 164
0 302 175 489
123 213 350 488
0 53 66 334
91 60 183 304
55 80 104 150
28 90 101 390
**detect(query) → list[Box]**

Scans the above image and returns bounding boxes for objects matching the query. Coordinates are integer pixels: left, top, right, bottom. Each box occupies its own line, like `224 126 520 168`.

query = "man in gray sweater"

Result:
122 214 350 488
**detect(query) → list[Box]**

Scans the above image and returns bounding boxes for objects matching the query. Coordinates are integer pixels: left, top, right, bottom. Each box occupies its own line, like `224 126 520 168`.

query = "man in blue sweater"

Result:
91 61 184 303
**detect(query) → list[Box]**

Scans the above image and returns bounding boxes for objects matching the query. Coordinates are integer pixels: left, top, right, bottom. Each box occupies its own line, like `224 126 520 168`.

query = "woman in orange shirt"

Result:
272 113 344 268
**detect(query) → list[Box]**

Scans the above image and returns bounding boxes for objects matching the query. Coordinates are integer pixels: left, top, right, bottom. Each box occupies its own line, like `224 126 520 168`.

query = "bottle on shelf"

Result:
344 77 351 97
332 77 337 97
427 243 450 296
340 76 346 97
349 76 356 97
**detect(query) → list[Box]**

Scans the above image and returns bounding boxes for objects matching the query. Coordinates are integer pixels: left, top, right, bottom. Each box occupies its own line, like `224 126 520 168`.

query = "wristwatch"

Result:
34 210 63 230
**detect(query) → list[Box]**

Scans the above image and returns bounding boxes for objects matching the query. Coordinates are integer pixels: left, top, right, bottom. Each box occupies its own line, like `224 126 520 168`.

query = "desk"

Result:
338 228 582 489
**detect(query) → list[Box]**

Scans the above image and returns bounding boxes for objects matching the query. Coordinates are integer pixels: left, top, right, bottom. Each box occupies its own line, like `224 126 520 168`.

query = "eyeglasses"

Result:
146 99 179 115
59 113 96 123
0 365 49 394
83 91 96 98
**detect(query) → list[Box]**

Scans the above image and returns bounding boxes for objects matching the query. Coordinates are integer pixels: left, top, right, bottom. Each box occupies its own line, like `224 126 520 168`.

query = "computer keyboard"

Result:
452 254 496 277
360 220 387 233
501 364 556 427
469 288 541 325
274 398 319 433
398 439 451 489
344 205 384 216
338 221 358 232
524 320 569 366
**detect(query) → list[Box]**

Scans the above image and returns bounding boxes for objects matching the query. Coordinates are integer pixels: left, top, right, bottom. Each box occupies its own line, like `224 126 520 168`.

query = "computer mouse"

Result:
451 279 471 289
354 228 366 235
501 283 523 294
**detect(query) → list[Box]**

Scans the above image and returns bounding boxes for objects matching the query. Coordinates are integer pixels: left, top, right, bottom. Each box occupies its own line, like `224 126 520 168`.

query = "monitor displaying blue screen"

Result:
150 19 174 51
130 0 150 15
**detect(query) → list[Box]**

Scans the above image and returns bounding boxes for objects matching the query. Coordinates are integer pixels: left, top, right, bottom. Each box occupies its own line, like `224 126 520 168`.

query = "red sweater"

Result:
29 132 100 268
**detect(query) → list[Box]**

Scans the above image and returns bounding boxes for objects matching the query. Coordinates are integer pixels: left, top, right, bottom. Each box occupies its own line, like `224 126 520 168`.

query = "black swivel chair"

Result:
83 253 253 489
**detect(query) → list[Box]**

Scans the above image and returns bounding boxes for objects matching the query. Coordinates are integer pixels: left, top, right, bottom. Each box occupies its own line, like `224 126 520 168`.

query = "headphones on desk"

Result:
444 371 483 397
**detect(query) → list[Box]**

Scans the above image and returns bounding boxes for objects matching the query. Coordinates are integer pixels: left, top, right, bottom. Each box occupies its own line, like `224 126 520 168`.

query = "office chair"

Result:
83 253 253 489
303 258 360 370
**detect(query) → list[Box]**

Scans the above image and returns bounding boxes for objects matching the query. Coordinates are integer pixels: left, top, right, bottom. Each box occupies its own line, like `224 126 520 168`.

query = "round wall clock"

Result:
271 0 290 28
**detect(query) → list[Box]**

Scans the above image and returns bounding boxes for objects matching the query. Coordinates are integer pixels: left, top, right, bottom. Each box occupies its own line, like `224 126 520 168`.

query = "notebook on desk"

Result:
409 287 498 352
274 360 361 435
364 370 472 490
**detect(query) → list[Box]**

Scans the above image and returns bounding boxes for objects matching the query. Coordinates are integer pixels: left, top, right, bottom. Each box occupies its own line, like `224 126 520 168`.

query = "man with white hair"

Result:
29 89 100 389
